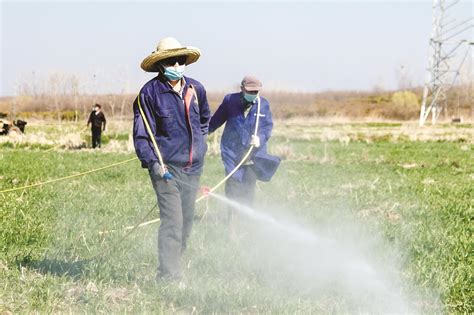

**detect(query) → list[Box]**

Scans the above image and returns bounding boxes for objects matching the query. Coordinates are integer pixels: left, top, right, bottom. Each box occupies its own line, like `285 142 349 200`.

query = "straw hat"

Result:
141 37 201 72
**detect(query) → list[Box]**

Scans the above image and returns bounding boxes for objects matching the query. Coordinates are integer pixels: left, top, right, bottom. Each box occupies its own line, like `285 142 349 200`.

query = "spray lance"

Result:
93 93 262 236
136 95 173 180
196 95 262 200
136 91 262 198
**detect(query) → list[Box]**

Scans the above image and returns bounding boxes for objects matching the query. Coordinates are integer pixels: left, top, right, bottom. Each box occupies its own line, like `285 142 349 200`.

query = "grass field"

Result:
0 121 472 313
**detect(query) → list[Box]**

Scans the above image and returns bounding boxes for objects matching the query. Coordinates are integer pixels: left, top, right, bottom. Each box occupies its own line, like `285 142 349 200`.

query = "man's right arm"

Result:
86 112 92 126
208 95 229 134
133 92 158 168
101 113 107 131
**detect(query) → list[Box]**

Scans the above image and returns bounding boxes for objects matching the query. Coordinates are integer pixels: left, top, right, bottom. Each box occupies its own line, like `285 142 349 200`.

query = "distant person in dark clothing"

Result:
87 104 106 148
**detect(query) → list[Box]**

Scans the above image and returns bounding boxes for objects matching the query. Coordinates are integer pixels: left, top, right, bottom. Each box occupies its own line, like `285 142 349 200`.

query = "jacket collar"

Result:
155 75 188 94
240 92 255 108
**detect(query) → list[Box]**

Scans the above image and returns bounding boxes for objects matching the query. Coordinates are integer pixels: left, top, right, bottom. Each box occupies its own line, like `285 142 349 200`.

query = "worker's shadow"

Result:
20 258 93 280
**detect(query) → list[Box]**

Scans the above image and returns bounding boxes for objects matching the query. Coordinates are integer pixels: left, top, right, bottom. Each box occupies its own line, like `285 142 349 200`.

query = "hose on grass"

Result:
0 157 138 194
84 203 158 262
137 92 261 203
128 94 262 231
2 94 262 243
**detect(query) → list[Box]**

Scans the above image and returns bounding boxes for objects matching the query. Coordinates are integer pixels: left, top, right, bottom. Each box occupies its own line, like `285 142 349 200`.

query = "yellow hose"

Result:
137 92 261 202
196 96 261 201
136 95 166 174
105 95 263 233
195 147 253 202
0 157 137 194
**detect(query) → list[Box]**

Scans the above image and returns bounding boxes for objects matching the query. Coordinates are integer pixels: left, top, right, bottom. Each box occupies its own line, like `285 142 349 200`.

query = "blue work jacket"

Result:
133 75 211 175
209 93 280 182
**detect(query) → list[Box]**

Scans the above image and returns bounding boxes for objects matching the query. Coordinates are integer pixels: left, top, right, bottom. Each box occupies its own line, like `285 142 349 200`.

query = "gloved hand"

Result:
150 162 173 180
162 170 173 180
250 135 260 148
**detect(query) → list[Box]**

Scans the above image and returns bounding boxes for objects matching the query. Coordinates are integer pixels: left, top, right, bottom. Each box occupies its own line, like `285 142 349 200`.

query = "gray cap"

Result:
241 75 262 92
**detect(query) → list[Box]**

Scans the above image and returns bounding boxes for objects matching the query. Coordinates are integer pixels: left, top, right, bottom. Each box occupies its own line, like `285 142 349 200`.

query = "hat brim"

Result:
243 85 262 92
141 47 201 72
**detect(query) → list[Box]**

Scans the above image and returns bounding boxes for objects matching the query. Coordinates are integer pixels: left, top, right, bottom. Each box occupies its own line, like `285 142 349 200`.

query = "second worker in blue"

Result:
209 75 281 227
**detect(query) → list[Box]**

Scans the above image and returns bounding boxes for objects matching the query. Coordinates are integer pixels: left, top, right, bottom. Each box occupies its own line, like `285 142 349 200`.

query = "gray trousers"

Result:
148 164 200 279
225 165 257 214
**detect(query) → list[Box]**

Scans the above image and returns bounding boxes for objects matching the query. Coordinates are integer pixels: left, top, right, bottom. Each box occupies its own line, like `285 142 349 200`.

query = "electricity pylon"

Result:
419 0 473 126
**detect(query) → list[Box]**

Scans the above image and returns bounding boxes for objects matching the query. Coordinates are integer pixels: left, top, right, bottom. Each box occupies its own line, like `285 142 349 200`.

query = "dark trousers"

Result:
148 164 200 279
225 165 257 221
91 127 102 148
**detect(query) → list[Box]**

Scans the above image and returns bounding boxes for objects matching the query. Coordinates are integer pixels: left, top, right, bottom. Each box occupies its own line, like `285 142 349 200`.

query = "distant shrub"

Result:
372 91 420 120
18 111 79 121
367 95 391 104
316 107 328 117
60 111 78 121
391 91 419 109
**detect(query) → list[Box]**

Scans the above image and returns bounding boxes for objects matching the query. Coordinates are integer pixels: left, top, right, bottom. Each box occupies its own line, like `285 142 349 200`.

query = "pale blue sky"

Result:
1 1 472 96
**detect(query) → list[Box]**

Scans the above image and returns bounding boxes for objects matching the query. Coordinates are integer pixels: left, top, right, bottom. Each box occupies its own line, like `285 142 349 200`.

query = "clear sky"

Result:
1 0 472 96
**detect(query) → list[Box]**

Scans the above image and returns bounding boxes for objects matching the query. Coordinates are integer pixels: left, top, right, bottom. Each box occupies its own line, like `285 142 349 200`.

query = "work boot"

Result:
155 270 182 283
155 272 187 291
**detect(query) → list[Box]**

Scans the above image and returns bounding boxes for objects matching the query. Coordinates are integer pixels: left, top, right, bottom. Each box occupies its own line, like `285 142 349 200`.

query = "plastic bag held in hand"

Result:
250 135 260 148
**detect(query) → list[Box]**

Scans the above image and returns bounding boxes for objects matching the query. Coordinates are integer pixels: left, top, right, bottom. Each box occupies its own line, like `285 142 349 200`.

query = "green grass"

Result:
0 125 473 313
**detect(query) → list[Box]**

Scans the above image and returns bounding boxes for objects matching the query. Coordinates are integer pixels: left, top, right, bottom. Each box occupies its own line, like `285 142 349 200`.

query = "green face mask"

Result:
243 92 258 103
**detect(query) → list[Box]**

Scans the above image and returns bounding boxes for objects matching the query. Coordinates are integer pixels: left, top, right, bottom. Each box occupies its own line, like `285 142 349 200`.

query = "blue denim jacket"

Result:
133 75 211 174
209 93 280 182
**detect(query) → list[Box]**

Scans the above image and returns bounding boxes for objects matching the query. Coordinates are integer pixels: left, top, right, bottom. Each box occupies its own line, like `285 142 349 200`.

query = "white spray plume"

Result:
210 192 418 314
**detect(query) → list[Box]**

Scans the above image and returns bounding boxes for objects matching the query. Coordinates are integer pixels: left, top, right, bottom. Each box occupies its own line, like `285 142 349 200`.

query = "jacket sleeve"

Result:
209 95 229 134
101 113 107 129
197 85 211 136
87 112 93 124
133 92 158 168
259 101 273 146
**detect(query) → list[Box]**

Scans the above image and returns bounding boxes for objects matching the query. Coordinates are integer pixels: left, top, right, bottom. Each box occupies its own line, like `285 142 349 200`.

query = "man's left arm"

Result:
87 112 93 127
102 113 107 131
197 85 211 136
259 101 274 146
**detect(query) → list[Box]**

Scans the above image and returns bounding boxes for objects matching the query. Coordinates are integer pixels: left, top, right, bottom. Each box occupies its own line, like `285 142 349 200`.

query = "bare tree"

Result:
396 65 414 90
107 94 116 117
47 73 62 122
70 74 80 123
119 80 130 121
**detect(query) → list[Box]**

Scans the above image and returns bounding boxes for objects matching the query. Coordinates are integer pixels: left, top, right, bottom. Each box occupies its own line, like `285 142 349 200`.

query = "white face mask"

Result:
243 92 258 103
164 65 186 81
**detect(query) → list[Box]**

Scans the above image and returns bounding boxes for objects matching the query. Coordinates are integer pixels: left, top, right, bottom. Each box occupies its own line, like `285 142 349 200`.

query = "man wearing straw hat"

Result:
209 75 280 224
133 37 210 280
